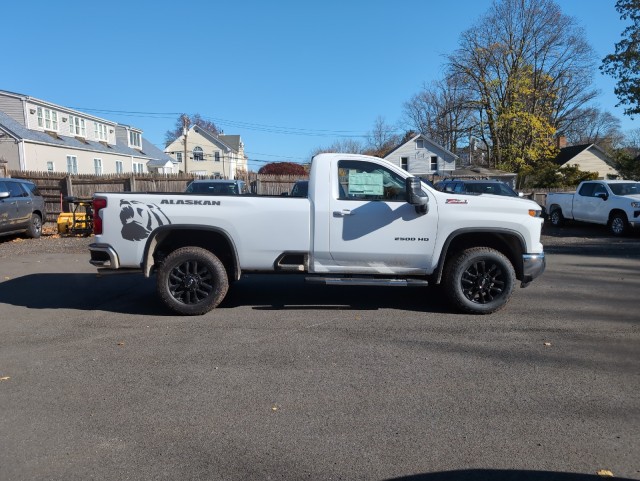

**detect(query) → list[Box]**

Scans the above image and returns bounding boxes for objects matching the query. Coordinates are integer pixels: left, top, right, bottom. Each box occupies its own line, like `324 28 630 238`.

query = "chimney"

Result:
556 134 567 149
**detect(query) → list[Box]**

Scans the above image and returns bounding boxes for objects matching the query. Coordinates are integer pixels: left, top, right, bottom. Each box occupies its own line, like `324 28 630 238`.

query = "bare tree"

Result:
624 128 640 150
309 138 364 157
403 75 473 155
364 116 400 157
562 108 623 150
447 0 598 167
164 114 220 147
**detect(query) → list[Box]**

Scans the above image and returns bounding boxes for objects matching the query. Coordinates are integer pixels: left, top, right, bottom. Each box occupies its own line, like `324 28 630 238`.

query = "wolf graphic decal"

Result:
119 199 171 241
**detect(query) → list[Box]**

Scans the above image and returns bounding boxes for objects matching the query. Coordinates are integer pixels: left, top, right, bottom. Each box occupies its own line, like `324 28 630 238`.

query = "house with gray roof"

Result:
164 125 248 178
384 133 458 177
551 138 619 179
0 89 175 174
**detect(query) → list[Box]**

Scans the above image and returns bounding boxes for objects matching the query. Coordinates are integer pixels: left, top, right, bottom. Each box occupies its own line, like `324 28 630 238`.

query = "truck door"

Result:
325 159 437 274
573 182 609 223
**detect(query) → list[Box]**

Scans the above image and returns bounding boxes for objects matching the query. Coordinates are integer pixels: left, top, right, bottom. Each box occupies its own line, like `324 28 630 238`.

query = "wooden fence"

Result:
7 170 565 223
7 170 308 222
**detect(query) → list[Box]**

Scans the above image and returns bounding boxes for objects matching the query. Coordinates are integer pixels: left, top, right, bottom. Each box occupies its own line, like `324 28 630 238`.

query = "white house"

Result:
0 89 175 174
384 133 458 177
164 125 248 178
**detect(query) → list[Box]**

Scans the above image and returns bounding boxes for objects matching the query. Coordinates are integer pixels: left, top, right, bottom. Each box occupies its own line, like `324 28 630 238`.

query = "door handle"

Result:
333 209 354 217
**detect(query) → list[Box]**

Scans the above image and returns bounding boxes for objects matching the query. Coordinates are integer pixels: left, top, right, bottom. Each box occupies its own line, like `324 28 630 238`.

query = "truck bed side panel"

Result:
94 194 310 270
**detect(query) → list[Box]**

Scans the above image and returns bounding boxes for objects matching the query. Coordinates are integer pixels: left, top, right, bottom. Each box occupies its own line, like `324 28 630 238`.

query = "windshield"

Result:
608 182 640 196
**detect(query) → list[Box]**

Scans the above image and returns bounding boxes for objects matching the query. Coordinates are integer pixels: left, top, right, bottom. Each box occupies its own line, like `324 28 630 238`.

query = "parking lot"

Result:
0 224 639 481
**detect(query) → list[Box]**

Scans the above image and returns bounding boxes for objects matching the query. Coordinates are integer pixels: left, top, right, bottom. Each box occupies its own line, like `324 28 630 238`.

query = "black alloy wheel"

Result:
444 247 516 314
157 246 229 315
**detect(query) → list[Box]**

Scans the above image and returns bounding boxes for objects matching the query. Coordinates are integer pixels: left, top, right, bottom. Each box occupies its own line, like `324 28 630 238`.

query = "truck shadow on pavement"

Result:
0 273 164 315
385 469 636 481
0 272 451 314
224 274 451 313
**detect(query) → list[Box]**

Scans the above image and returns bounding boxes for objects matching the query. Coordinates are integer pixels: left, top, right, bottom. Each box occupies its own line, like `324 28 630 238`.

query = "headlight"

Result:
528 209 542 217
631 202 640 208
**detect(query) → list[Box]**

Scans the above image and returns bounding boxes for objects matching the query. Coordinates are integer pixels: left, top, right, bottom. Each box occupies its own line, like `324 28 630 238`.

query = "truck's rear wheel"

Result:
157 246 229 315
443 247 516 315
549 208 563 227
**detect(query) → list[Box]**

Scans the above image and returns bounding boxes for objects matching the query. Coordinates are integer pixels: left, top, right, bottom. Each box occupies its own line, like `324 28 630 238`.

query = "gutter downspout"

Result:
18 140 26 170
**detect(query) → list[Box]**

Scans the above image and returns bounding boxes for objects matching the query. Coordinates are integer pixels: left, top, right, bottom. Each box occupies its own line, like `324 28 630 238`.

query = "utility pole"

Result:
182 114 189 175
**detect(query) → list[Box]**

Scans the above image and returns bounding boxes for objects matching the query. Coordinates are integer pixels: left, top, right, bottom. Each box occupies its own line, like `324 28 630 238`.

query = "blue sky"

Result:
2 0 637 170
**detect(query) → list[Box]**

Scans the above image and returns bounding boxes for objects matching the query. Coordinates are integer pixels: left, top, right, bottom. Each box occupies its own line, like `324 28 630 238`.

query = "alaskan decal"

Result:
160 199 221 205
120 199 171 241
445 198 469 204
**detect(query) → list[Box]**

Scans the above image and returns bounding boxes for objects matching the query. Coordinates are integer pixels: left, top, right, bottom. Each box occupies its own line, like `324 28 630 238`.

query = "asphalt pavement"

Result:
0 224 638 481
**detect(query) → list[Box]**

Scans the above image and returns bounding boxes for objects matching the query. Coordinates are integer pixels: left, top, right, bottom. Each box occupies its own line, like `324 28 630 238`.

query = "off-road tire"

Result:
156 246 229 315
25 213 42 239
443 247 516 315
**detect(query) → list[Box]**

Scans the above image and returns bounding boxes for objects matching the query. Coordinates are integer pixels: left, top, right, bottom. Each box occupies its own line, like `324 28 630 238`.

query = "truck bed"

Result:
94 193 311 270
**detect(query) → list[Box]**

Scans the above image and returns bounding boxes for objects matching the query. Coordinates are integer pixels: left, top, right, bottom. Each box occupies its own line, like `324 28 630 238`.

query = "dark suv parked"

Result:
0 178 46 239
185 179 249 195
434 179 520 197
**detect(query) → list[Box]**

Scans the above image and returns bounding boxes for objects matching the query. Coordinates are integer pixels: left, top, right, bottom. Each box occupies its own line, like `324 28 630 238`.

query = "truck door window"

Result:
337 160 406 201
578 183 596 197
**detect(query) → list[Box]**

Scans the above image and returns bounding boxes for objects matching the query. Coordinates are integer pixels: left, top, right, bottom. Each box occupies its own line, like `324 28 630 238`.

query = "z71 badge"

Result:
445 198 469 204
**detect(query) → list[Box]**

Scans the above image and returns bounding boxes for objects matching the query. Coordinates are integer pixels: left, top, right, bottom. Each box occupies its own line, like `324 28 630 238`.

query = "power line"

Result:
69 106 373 138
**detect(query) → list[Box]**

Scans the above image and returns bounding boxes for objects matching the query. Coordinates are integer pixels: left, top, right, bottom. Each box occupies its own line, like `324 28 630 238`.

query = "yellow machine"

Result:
57 197 94 236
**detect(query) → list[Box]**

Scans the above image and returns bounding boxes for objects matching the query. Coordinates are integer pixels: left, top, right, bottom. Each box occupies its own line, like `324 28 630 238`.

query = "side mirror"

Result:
406 177 429 215
0 191 9 200
595 192 608 201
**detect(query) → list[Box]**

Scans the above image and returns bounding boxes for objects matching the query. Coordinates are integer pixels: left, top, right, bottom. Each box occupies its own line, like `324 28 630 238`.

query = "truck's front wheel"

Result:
443 247 516 315
157 246 229 315
609 212 628 237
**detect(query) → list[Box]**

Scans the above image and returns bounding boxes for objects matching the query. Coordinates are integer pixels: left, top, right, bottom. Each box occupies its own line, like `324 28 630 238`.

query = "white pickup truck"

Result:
89 153 545 315
546 180 640 236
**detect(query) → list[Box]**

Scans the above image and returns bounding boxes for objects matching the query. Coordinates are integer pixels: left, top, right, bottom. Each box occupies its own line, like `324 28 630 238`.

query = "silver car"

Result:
0 178 46 239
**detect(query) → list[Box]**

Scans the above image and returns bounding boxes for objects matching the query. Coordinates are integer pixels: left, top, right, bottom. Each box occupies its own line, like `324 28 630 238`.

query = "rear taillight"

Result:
93 197 107 235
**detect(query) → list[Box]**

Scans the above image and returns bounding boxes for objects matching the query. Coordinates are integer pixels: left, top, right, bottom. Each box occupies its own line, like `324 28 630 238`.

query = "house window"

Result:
215 151 221 162
430 156 438 171
66 155 78 174
129 130 142 148
46 161 54 172
37 107 58 131
176 152 182 162
416 139 425 149
133 162 144 173
94 122 108 141
401 157 408 171
94 158 103 175
115 160 123 174
69 116 86 137
193 146 204 161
